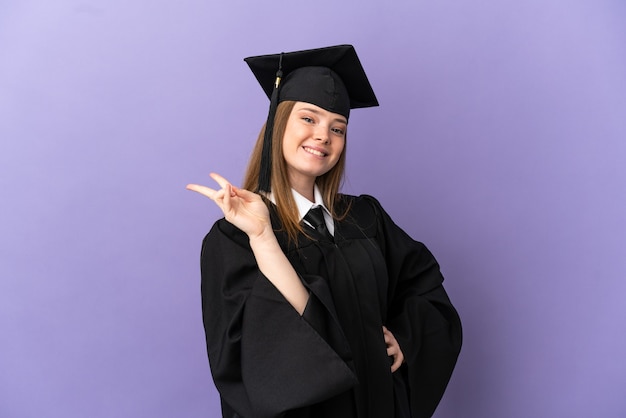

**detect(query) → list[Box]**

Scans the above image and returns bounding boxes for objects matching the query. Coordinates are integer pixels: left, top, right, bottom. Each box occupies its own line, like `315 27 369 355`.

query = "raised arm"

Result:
187 173 309 314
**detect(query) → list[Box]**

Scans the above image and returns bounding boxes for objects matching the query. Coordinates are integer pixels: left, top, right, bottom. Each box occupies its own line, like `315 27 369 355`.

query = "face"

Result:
282 101 347 190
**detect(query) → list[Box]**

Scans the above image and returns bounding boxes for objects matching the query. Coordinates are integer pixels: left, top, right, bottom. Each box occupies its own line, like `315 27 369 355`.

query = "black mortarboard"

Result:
244 44 378 192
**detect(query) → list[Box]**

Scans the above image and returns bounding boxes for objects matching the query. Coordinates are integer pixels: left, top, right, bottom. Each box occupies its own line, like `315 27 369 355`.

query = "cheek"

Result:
334 139 346 155
282 135 301 164
281 134 295 155
282 125 303 149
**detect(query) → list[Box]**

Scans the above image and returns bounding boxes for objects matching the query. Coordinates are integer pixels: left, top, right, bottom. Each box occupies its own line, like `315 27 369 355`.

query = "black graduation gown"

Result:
200 194 462 418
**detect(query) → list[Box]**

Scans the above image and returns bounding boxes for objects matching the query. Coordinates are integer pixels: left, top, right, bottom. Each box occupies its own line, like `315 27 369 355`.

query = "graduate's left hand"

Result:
383 326 404 373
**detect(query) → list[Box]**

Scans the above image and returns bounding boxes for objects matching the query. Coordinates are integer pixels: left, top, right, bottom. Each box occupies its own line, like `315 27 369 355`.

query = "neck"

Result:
289 176 316 203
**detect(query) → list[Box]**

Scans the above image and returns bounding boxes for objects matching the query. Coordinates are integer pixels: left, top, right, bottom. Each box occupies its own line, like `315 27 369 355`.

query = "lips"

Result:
303 146 328 157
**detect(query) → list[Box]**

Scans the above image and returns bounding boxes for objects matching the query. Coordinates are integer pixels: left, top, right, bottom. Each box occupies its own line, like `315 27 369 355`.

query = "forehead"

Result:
292 101 348 123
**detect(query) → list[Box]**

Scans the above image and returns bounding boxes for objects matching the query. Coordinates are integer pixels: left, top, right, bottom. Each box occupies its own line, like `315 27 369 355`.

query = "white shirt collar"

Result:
265 184 335 235
291 185 325 219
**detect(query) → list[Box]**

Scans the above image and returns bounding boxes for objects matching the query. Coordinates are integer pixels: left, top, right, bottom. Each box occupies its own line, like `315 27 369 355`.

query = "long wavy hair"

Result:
243 100 350 242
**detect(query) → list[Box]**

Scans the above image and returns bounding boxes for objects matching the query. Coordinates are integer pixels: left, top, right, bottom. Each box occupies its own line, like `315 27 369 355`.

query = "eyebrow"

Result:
297 107 348 124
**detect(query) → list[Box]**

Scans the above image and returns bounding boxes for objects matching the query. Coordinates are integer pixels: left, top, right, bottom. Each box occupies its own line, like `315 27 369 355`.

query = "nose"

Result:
314 125 330 144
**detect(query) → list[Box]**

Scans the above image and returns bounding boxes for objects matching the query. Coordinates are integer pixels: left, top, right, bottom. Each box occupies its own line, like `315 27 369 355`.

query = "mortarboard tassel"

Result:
258 54 283 193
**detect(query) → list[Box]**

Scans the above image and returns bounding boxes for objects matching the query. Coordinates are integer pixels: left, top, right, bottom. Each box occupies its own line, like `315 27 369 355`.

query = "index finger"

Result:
209 172 232 189
391 352 403 373
186 183 219 200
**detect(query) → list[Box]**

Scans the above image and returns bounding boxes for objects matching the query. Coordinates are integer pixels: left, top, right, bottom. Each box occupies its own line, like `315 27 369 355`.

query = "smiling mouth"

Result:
303 146 327 157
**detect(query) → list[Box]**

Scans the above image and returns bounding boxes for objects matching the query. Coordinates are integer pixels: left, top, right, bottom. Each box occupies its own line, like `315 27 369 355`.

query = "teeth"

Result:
304 147 325 157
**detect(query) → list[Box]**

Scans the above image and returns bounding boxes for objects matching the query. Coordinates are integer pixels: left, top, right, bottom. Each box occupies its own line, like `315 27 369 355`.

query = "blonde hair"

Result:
243 101 350 242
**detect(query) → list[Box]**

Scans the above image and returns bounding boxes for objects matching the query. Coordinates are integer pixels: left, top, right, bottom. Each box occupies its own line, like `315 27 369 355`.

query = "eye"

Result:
331 127 345 136
301 116 314 124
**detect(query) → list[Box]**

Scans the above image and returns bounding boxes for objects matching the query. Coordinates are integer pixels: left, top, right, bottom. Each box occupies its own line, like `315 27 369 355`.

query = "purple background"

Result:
1 1 625 417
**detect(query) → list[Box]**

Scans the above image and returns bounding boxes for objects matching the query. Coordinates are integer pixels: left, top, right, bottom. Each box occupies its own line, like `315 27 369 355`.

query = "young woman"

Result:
187 45 462 418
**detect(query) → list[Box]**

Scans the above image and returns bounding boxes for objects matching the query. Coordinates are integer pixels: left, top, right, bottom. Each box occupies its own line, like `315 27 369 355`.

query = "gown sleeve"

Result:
364 195 463 418
200 219 357 418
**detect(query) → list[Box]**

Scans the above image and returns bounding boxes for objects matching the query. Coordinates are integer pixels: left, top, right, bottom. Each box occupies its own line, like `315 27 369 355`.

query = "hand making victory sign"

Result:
186 173 271 240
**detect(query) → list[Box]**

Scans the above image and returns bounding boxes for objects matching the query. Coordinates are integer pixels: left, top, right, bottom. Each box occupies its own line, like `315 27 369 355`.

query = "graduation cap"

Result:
244 44 379 193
